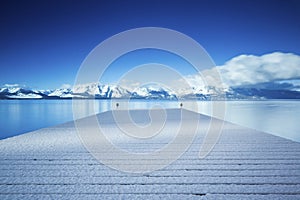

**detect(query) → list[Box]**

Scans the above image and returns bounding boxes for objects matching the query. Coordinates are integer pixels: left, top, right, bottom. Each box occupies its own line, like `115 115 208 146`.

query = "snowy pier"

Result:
0 109 300 199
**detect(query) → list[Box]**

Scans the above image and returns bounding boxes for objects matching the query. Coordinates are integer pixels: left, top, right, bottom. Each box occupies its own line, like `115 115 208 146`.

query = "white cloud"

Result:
217 52 300 86
114 52 300 94
180 52 300 89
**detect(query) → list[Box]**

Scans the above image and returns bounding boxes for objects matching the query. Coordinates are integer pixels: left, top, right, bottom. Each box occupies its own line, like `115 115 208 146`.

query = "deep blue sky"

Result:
1 0 300 89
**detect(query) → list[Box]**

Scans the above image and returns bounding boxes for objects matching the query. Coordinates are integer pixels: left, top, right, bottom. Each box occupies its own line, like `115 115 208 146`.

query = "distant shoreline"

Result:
1 98 300 101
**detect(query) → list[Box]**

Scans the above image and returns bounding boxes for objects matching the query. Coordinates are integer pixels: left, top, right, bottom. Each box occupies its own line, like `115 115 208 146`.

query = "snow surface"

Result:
7 93 43 99
0 109 300 199
1 82 300 99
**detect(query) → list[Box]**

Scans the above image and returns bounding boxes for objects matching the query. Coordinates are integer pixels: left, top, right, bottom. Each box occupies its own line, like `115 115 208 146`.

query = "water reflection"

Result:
0 100 299 142
193 101 300 142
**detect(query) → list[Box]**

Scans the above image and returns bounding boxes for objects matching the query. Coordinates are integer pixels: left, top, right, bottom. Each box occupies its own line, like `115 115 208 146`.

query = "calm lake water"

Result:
0 100 299 142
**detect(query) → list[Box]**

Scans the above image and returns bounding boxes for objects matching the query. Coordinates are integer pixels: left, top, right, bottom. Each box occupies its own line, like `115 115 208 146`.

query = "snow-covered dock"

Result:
0 109 300 199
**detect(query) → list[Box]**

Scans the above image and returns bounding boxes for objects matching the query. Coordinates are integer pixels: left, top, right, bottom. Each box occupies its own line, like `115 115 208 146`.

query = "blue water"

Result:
196 100 300 142
0 100 299 142
0 100 178 140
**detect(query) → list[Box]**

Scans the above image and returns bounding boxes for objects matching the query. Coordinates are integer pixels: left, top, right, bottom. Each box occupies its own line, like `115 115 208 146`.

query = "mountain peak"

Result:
0 82 300 100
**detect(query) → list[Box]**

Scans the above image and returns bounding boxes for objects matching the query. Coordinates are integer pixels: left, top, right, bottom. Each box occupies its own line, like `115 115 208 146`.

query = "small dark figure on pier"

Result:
116 103 119 109
180 103 183 108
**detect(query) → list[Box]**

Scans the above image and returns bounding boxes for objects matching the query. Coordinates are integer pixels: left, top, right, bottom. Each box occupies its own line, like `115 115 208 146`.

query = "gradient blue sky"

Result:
1 0 300 89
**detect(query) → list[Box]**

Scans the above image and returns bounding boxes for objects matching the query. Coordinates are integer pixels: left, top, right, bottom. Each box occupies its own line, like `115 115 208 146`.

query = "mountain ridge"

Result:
1 82 300 100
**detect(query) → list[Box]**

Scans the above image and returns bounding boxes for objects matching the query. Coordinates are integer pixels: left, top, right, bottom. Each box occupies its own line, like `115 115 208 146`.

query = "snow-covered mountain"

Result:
1 82 300 100
72 83 131 99
0 86 45 99
131 84 177 100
